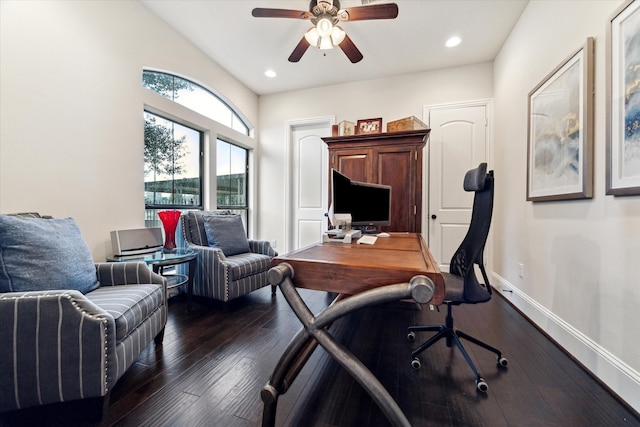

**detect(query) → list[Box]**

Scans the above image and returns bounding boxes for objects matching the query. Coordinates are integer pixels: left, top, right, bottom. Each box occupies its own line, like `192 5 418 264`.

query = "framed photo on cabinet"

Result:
606 0 640 196
356 118 382 135
527 38 594 201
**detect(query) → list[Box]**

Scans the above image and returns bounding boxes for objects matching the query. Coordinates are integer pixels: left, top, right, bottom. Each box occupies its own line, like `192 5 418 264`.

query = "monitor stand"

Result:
322 229 362 244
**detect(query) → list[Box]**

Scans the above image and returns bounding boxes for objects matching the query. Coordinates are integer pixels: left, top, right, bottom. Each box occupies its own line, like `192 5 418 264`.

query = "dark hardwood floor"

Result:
2 286 638 427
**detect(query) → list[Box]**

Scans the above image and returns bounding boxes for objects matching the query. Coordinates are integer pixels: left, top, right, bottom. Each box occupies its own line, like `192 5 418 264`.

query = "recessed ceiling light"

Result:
445 36 461 48
264 69 277 78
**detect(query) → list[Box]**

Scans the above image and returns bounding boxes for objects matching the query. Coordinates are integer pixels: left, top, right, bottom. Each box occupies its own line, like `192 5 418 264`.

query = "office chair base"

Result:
407 305 507 392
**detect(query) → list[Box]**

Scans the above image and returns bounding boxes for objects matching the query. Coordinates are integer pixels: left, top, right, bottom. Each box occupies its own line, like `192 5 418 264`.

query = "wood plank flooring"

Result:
2 286 638 427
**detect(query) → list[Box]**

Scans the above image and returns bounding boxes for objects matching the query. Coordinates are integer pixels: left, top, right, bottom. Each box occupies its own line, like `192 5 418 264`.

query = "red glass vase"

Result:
158 210 181 251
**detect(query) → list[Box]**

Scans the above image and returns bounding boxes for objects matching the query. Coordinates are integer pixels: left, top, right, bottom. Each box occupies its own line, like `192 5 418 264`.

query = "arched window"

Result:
142 70 251 231
142 70 250 135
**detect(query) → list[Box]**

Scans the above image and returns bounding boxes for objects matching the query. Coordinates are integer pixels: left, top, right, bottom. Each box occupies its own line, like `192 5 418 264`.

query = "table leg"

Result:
186 257 197 312
262 263 435 427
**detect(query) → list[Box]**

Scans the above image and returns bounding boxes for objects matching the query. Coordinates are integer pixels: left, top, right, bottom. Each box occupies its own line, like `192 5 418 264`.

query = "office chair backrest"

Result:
449 163 494 303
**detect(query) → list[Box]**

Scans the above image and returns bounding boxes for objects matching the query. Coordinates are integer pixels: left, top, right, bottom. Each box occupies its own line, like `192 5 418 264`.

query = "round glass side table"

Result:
108 249 197 311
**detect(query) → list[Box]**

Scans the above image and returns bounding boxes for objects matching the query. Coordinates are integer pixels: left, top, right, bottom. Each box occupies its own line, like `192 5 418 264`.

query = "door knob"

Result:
431 215 437 219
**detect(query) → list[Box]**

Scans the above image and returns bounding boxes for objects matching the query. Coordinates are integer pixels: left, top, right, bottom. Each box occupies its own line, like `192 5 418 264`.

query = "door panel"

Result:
291 125 330 251
427 104 487 271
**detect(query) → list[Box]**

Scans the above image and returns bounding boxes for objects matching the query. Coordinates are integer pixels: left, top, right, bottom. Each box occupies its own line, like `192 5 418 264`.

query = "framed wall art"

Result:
606 0 640 196
527 37 594 202
356 118 382 135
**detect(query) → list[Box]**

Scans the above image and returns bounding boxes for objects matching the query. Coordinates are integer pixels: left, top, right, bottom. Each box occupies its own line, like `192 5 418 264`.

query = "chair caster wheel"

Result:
497 356 508 367
411 357 421 370
407 331 415 342
476 378 488 392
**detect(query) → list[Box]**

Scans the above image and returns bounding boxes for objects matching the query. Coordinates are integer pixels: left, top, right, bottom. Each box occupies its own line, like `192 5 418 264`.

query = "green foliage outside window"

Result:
144 115 187 178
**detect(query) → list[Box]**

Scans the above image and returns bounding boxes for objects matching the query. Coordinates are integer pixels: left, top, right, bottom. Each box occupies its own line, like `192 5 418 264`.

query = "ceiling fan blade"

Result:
338 34 363 63
340 3 399 21
288 37 311 63
252 8 313 20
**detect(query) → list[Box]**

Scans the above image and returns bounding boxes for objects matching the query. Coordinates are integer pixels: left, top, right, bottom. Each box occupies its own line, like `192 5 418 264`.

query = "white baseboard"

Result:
491 273 640 414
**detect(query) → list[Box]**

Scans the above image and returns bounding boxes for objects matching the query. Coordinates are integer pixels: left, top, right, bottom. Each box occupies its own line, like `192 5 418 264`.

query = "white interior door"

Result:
288 121 331 251
425 103 488 271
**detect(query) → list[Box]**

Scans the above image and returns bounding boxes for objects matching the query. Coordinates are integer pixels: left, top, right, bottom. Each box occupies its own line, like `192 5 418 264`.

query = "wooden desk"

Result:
262 233 443 427
271 232 444 302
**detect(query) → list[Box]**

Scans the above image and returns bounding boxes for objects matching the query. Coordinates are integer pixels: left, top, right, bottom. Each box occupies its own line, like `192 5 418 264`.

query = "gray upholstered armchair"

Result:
177 210 277 303
0 214 167 414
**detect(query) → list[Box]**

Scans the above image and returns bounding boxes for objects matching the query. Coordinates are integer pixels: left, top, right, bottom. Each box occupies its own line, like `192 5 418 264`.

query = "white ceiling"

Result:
140 0 529 95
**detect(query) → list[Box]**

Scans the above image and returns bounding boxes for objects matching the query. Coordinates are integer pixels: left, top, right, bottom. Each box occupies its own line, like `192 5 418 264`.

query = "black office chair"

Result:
407 163 507 392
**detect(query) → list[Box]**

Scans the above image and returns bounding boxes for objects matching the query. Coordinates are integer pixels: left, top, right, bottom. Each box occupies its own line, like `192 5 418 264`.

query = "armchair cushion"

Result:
225 252 274 280
85 284 165 341
203 214 251 256
0 215 98 294
185 210 232 246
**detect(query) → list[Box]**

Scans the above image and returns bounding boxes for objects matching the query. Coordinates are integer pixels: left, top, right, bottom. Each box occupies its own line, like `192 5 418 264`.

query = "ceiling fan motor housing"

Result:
311 1 341 17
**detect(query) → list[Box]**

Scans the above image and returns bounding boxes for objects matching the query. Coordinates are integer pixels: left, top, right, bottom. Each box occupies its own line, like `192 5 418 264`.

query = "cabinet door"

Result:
330 148 373 183
376 145 421 232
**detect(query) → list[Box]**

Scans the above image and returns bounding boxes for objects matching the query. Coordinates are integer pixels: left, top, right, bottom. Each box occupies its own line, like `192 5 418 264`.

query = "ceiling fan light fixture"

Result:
319 35 333 50
307 19 343 50
304 27 320 46
316 17 333 37
330 25 345 45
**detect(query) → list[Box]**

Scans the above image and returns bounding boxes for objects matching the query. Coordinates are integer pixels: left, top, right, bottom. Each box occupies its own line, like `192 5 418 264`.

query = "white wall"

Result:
1 0 637 413
493 0 639 411
257 62 494 249
0 0 258 261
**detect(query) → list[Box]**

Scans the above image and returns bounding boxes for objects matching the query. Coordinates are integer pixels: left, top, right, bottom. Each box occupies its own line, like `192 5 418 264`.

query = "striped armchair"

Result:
0 262 167 414
177 211 277 303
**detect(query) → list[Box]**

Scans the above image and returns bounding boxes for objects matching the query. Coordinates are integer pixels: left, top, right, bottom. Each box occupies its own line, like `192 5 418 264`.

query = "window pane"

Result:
176 84 232 128
216 139 247 208
232 114 249 134
144 112 202 208
143 70 249 135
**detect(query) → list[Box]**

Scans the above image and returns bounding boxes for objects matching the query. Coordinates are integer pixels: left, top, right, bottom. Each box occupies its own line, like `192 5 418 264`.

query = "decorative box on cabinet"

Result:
322 129 430 233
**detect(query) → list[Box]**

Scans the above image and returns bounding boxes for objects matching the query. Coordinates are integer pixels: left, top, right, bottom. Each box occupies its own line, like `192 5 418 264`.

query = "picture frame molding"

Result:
526 37 594 202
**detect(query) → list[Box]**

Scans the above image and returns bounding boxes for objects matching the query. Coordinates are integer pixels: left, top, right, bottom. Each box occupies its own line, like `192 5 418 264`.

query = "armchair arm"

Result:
95 262 166 287
248 240 277 257
185 242 226 260
0 290 116 412
180 243 230 301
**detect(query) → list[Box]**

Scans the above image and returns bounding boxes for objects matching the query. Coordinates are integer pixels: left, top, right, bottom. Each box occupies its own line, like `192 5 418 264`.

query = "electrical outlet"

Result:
270 240 277 249
518 263 524 279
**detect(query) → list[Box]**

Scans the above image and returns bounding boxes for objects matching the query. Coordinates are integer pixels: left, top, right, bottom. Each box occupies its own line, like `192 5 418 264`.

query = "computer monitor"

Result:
330 169 392 228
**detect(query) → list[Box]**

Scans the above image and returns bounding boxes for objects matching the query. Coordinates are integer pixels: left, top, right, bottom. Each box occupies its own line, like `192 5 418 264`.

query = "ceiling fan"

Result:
252 1 399 63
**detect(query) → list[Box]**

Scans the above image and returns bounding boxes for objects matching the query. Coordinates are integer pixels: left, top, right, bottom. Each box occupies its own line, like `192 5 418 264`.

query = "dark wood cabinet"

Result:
323 129 430 233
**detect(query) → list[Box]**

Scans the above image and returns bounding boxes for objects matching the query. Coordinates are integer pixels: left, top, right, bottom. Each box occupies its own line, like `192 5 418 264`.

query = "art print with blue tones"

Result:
623 4 640 178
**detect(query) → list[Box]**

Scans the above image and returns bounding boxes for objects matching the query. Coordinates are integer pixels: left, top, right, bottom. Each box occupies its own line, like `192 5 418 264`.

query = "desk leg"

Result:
261 263 435 427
